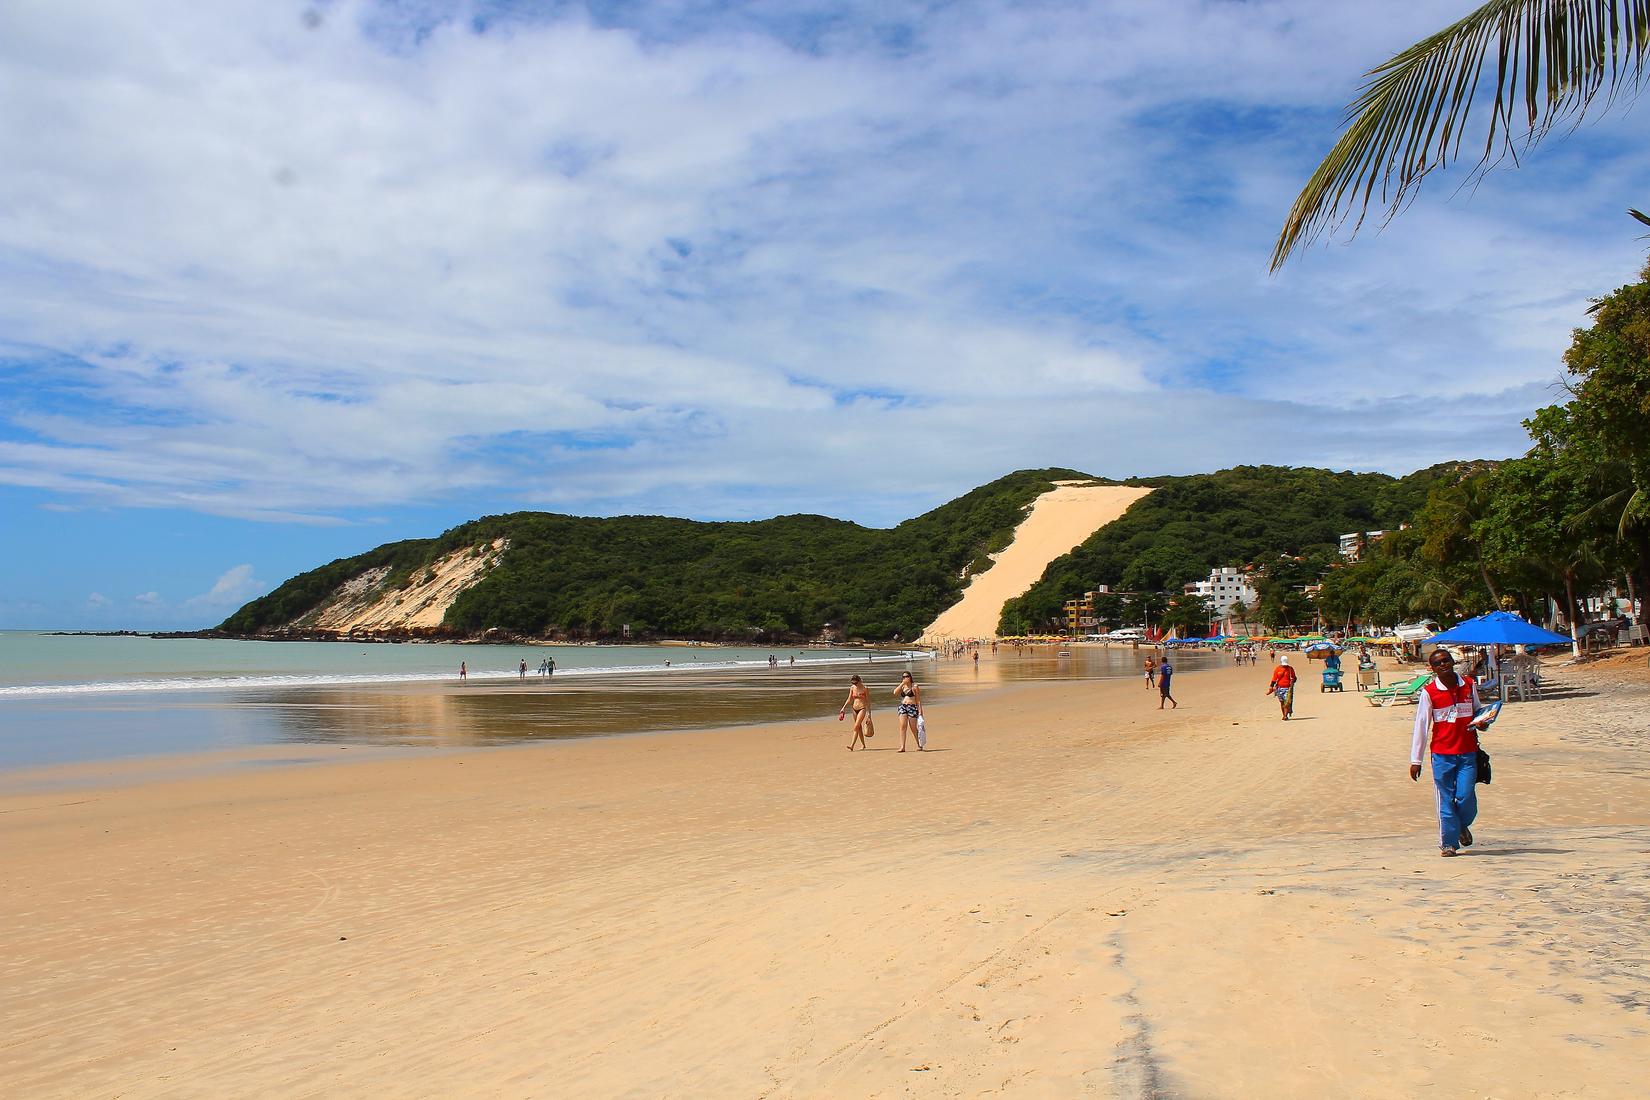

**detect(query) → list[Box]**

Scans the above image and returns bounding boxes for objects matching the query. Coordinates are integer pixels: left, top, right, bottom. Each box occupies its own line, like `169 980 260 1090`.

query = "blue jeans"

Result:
1431 752 1478 849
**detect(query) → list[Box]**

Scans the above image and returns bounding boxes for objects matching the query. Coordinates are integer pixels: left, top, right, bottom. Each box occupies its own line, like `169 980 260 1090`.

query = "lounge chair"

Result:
1364 673 1431 707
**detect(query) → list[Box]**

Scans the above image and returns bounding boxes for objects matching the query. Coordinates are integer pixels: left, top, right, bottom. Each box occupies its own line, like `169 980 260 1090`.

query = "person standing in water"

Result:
839 674 874 750
459 661 467 681
892 671 925 752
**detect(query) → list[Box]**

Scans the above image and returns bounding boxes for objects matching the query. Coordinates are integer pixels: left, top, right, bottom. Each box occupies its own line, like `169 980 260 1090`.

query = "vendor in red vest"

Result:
1408 646 1483 857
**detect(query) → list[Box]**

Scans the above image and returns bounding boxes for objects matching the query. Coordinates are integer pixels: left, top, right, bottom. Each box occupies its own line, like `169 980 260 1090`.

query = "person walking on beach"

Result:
459 661 467 681
1409 646 1485 857
520 658 527 679
1157 657 1177 709
547 656 555 676
892 671 925 752
1144 658 1156 688
839 674 874 750
1267 656 1296 719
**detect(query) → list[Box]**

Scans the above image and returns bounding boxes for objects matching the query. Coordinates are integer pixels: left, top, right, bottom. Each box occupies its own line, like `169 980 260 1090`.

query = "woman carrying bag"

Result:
893 672 926 752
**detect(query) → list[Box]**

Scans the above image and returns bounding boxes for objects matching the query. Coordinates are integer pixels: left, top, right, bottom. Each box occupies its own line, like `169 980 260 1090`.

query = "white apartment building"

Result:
1184 566 1258 621
1339 530 1386 562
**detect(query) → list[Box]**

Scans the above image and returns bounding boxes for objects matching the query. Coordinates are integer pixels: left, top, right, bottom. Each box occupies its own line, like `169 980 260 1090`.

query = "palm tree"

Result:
1272 1 1650 270
1421 475 1503 604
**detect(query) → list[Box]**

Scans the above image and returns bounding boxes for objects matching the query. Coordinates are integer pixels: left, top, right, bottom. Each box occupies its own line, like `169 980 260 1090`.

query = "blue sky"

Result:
2 0 1646 629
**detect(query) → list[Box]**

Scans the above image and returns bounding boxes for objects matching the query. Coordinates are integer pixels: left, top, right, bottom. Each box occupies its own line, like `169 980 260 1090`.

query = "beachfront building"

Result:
1338 530 1386 562
1064 586 1111 634
1184 567 1257 629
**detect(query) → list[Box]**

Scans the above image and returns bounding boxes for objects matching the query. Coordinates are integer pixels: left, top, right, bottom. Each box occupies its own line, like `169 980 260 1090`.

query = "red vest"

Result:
1423 675 1479 755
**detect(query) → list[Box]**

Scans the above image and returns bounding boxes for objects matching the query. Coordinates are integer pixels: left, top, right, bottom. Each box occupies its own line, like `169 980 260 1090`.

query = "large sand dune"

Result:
920 482 1151 642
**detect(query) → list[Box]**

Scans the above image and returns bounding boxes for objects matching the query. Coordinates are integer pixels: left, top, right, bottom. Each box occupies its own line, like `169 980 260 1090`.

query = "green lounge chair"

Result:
1364 673 1431 707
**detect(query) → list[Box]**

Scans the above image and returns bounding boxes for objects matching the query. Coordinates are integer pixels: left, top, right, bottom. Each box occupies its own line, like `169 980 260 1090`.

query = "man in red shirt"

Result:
1409 647 1483 857
1266 655 1297 719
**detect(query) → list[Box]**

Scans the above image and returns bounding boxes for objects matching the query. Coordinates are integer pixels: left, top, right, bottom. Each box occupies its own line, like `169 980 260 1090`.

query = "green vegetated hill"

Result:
221 468 1096 642
996 463 1477 634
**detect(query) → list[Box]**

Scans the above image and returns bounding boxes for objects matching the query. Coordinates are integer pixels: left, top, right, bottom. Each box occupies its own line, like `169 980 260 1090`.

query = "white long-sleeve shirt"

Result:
1409 676 1482 765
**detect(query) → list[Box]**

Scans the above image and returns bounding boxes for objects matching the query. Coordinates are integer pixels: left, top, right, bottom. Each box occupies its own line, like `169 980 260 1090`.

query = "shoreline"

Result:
116 629 902 647
1 643 1218 774
4 656 1647 1096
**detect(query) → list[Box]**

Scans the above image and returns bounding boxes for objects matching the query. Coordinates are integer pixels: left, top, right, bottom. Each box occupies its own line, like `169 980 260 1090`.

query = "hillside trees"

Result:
1091 592 1126 632
1561 261 1650 546
1476 457 1606 655
1252 552 1326 631
999 465 1451 635
222 469 1090 643
1227 257 1650 639
1121 591 1169 633
1160 593 1216 639
1418 475 1501 604
1306 265 1650 636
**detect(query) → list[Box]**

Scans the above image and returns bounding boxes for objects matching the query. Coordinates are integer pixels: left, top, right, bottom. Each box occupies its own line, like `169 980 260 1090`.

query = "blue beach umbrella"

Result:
1425 611 1572 647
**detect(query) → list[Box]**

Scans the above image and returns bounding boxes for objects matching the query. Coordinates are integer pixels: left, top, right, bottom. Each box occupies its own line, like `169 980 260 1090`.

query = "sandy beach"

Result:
3 651 1648 1098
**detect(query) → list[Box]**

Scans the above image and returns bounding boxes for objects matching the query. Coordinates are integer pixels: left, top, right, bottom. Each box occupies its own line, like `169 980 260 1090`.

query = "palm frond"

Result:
1614 485 1647 537
1562 465 1649 537
1272 0 1650 271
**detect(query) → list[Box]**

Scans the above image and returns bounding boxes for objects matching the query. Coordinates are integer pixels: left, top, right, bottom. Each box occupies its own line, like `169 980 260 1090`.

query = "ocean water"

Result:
0 631 1222 772
0 631 900 695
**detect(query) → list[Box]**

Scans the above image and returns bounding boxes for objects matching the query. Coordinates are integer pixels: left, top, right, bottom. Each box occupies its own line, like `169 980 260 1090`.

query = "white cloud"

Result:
184 564 264 610
85 591 110 609
0 0 1638 527
134 591 162 606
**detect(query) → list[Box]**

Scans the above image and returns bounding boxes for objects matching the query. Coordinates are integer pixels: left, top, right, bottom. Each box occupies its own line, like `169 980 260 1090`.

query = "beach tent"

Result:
1426 611 1572 647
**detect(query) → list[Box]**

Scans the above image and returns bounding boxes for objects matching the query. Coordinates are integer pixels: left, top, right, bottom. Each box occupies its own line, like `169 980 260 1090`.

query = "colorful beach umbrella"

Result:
1425 611 1572 647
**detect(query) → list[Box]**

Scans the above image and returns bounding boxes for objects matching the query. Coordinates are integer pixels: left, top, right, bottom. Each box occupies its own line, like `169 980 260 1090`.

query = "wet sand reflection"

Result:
255 645 1225 749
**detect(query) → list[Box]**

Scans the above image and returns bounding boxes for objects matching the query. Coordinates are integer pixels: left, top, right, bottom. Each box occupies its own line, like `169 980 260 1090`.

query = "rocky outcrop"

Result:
291 538 508 635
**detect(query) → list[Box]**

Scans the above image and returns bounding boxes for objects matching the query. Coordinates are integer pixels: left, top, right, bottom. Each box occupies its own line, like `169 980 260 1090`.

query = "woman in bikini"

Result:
892 671 925 752
839 674 874 750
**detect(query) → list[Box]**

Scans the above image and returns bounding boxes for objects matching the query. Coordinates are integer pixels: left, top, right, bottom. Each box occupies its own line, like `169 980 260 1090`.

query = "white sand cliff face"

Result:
300 538 508 632
919 483 1151 642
